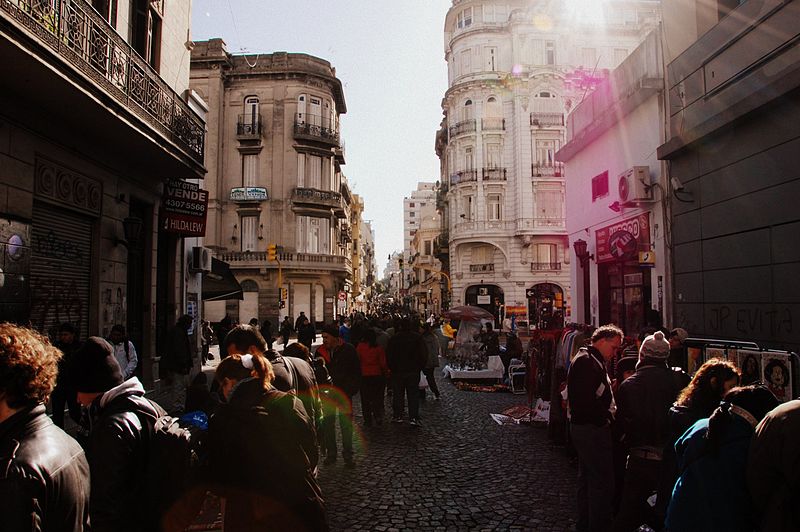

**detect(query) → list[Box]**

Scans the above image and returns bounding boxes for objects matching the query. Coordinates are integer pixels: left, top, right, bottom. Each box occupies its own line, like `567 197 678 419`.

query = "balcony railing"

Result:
450 170 477 185
515 218 566 232
530 112 565 127
219 250 350 271
531 262 562 271
532 162 565 177
448 119 476 137
291 187 342 209
481 118 505 131
469 263 495 273
453 220 515 234
293 113 339 145
237 114 262 139
0 0 205 166
482 167 507 181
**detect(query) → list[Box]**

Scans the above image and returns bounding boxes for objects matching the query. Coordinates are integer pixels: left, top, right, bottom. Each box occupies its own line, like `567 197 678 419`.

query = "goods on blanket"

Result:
448 341 487 370
454 381 509 393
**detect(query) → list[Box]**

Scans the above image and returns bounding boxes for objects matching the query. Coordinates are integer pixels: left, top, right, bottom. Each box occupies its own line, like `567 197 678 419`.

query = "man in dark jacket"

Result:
386 318 427 426
52 321 83 428
74 336 165 532
321 323 361 466
298 316 317 349
613 331 688 531
0 323 90 531
224 325 321 432
567 324 623 532
162 314 195 414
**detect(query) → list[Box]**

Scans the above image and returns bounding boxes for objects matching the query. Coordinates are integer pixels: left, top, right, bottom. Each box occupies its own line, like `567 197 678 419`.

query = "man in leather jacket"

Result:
0 323 90 531
74 336 165 532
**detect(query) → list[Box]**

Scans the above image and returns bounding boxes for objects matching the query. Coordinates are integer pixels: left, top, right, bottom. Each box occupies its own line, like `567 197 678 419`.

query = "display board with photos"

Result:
683 339 798 403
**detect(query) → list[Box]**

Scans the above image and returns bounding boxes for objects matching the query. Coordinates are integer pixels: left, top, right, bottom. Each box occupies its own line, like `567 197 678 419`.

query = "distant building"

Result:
403 182 436 263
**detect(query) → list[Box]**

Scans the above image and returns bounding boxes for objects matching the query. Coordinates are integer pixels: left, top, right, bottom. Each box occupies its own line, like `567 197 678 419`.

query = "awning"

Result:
202 257 243 301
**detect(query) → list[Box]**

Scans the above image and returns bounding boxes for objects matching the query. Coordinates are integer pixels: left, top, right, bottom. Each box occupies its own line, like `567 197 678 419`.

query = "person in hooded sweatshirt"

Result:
73 336 165 532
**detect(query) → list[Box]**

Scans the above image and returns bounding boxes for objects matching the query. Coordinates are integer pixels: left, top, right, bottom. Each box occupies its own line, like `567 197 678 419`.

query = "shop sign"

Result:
595 212 650 263
477 295 491 304
229 187 268 202
160 178 208 237
639 251 656 267
505 305 527 317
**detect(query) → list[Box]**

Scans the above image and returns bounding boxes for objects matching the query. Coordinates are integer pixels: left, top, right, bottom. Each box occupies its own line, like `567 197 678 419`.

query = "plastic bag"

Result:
419 371 429 389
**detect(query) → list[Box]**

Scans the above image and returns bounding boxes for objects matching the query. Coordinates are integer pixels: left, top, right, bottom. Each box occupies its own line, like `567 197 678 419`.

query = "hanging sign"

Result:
595 212 650 263
639 251 656 267
160 178 208 237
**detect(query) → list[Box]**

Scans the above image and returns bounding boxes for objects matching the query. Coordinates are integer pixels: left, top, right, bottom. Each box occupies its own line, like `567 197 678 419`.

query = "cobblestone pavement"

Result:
318 377 577 531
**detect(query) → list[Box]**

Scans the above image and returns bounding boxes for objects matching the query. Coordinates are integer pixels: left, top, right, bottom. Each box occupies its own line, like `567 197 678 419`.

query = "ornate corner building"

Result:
436 0 659 327
190 40 353 327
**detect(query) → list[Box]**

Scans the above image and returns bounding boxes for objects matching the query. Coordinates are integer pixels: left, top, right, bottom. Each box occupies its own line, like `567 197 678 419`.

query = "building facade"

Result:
403 182 436 263
436 0 660 328
0 0 206 390
409 213 446 316
558 29 669 336
190 39 352 328
657 0 800 351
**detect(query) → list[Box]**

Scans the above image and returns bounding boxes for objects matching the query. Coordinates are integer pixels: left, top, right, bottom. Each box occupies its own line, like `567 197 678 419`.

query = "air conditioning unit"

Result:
190 246 212 273
618 166 652 202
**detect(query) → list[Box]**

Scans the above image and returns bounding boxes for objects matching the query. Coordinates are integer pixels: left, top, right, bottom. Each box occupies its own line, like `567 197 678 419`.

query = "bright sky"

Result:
191 0 451 272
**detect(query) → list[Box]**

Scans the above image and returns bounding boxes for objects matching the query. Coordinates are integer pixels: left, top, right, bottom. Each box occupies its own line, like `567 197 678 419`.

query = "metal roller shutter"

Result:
30 202 93 341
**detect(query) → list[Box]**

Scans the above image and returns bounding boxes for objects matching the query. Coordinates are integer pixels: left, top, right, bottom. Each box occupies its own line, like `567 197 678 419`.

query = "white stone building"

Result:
436 0 659 328
403 182 437 263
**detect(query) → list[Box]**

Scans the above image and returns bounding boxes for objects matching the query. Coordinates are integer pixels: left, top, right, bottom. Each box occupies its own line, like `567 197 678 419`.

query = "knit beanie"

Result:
639 330 671 360
72 337 124 393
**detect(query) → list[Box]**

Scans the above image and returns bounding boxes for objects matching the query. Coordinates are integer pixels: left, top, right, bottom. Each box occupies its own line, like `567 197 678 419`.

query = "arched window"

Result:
243 96 259 130
486 96 501 117
240 279 259 292
463 99 473 121
297 94 307 123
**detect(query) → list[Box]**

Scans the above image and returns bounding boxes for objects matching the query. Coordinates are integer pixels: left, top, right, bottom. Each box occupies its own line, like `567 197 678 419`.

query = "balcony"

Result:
482 167 507 181
532 162 565 177
448 119 476 138
236 114 262 140
515 218 567 235
0 0 205 174
293 113 339 146
433 231 449 260
292 187 342 208
335 141 345 164
469 263 495 273
530 112 565 127
453 220 515 238
219 250 350 273
450 170 477 185
481 118 505 131
531 262 562 271
435 183 449 210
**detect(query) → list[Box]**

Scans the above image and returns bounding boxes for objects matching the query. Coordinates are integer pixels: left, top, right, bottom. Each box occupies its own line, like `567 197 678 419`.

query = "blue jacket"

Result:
666 415 757 531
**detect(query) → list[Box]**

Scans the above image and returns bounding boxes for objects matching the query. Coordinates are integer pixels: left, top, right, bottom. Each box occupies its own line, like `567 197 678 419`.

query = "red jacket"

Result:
356 343 389 377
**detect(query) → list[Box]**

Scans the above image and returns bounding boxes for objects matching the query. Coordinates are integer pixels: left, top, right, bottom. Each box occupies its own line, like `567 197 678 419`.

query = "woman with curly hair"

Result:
207 352 328 531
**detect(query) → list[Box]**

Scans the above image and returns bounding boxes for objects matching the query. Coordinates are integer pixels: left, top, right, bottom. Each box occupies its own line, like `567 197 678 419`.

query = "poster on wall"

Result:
738 350 762 385
705 347 726 361
726 348 739 368
687 347 703 376
762 352 792 402
160 178 209 237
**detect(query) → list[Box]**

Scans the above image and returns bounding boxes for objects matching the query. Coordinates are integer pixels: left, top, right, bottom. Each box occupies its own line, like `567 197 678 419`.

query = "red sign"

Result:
160 178 208 237
595 212 650 263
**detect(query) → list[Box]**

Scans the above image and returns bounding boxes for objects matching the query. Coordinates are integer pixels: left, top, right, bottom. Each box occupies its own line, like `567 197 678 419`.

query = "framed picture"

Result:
738 350 762 386
705 347 726 361
687 347 703 376
762 353 792 402
726 348 738 368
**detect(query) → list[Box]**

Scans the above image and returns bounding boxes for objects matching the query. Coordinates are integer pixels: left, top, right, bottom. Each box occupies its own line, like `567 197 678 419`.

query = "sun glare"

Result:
565 0 606 26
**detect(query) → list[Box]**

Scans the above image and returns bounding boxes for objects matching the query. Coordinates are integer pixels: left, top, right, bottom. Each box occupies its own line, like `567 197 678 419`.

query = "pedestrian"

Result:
0 323 91 530
73 336 166 531
666 385 779 532
386 318 427 425
298 316 317 350
566 324 623 532
51 322 82 428
501 331 524 381
280 315 294 345
201 319 215 363
612 331 688 531
260 318 274 350
161 314 195 415
747 399 800 531
356 328 389 426
667 327 688 368
320 324 361 466
224 325 320 433
656 358 740 521
339 317 351 344
420 323 441 400
109 324 138 379
295 311 308 333
208 353 328 531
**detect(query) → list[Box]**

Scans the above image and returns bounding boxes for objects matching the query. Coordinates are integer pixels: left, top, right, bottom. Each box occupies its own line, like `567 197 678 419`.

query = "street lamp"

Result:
573 239 594 325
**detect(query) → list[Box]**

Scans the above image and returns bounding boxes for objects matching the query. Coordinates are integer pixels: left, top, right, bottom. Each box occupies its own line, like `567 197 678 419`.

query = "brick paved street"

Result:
318 377 577 531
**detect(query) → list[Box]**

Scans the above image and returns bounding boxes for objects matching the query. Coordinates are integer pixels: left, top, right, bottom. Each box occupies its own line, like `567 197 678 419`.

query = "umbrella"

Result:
444 305 495 322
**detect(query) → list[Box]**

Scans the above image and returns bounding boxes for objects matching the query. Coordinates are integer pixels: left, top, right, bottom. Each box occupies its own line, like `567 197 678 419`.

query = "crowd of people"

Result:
567 324 800 532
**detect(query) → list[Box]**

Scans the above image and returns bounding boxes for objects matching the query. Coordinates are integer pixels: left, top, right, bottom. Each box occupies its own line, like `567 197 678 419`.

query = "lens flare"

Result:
511 64 523 77
533 14 553 31
318 384 368 452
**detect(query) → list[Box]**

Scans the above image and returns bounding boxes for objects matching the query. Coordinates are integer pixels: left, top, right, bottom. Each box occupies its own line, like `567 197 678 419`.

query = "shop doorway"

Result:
464 284 504 327
598 262 652 336
526 283 565 330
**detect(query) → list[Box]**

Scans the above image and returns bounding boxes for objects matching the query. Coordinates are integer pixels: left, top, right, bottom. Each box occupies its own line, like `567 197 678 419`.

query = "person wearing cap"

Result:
73 336 165 531
668 327 689 368
612 331 689 531
0 323 90 530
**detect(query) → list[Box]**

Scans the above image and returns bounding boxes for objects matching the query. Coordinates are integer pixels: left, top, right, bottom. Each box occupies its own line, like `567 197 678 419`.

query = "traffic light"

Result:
267 243 277 261
280 287 288 301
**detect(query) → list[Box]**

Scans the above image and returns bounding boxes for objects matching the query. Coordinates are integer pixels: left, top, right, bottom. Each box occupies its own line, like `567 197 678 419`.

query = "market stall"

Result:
441 306 505 381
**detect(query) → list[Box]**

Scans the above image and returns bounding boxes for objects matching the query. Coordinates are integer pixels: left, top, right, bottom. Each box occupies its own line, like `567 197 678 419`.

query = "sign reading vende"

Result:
160 178 208 237
595 212 650 263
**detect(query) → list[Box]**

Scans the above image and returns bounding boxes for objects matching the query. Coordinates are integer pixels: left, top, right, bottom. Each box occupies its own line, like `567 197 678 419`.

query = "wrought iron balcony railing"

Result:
291 187 343 209
531 262 562 271
293 113 339 145
469 263 495 273
448 119 476 137
532 162 565 177
530 112 565 127
237 114 262 139
219 250 350 270
0 0 205 166
481 118 505 131
482 167 507 181
450 170 477 185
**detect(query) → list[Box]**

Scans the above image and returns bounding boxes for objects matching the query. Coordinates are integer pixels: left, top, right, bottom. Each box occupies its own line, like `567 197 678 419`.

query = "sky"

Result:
191 0 451 273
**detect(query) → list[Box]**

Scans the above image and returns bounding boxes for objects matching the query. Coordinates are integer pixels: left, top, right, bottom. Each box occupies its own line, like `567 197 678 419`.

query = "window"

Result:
487 194 502 221
241 215 258 252
92 0 117 25
308 155 322 189
409 220 416 226
465 147 474 170
243 154 258 186
409 202 415 208
297 216 331 254
486 143 501 168
486 96 501 117
297 153 305 186
535 140 558 165
483 4 507 23
472 245 492 263
535 243 557 264
457 7 473 29
409 211 416 217
424 240 432 256
463 195 475 220
461 50 472 75
591 171 609 201
132 0 161 70
545 41 556 65
244 96 259 128
534 184 565 220
614 48 628 65
463 99 474 121
581 47 597 67
485 46 497 71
